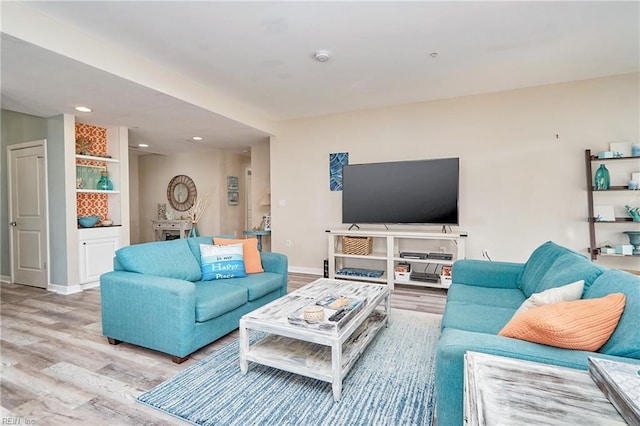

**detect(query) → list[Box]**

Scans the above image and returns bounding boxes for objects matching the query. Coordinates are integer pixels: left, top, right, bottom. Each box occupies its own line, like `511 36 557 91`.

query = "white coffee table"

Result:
464 351 627 425
239 278 390 401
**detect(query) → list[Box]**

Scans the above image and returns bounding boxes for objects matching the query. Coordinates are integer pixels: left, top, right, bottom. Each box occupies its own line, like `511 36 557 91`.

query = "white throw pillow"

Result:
514 280 585 316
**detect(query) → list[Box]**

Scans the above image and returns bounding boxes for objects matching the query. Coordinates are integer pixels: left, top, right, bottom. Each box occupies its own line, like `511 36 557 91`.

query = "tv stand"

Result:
326 229 467 290
348 223 360 231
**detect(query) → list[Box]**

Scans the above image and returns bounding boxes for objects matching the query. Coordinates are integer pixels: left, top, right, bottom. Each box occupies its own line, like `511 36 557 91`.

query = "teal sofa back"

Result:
586 269 640 358
115 238 202 281
518 241 605 297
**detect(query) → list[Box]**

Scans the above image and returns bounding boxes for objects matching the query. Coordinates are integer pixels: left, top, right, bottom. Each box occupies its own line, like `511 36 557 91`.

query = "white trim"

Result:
47 283 83 295
0 275 11 284
288 266 323 276
81 281 100 291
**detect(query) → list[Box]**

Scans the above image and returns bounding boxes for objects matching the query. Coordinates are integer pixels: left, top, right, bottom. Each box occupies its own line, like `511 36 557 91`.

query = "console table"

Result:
464 351 625 425
243 230 271 251
152 220 192 241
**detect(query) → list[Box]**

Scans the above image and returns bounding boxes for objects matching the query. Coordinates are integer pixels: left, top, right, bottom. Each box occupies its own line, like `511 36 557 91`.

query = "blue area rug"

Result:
137 309 441 426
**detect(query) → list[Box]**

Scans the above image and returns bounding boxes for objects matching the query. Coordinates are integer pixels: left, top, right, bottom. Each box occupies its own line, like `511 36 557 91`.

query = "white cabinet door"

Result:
79 236 120 284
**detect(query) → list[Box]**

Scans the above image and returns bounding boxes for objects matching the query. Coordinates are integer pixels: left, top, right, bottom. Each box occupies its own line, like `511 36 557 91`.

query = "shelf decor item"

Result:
623 231 640 255
342 236 373 255
594 164 610 190
96 170 114 190
186 194 210 238
626 205 640 222
78 215 101 228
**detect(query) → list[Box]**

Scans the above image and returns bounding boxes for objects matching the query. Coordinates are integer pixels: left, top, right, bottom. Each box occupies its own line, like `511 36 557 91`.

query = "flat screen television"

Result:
341 157 459 225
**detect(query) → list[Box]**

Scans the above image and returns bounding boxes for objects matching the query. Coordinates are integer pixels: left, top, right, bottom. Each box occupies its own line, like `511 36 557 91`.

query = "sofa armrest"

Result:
452 259 523 289
260 252 289 296
100 271 197 357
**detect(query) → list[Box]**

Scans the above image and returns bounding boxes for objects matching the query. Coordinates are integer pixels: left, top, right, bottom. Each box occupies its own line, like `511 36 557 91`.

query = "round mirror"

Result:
167 175 197 211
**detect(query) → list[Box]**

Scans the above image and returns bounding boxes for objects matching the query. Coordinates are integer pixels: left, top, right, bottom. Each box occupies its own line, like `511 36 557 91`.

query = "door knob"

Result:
10 221 16 226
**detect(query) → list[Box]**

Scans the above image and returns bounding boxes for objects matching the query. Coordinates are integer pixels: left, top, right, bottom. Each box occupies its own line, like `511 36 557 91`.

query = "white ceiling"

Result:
1 1 638 155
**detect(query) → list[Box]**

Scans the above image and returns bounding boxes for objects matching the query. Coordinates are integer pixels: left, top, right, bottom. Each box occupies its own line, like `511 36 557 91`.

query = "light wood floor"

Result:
1 273 446 425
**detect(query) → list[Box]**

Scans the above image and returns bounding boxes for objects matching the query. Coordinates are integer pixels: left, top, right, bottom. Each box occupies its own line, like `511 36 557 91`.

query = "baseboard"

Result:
48 283 83 295
0 275 11 284
288 266 323 276
81 281 100 291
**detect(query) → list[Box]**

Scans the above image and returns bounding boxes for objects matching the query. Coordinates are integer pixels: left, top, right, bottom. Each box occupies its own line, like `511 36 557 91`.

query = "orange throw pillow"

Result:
499 293 626 351
213 238 264 274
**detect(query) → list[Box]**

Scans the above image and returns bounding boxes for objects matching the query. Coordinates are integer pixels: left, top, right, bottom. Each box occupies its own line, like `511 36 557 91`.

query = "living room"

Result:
1 2 639 425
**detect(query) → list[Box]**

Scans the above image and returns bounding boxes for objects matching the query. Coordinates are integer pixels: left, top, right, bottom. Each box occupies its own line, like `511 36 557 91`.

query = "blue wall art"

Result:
329 152 349 191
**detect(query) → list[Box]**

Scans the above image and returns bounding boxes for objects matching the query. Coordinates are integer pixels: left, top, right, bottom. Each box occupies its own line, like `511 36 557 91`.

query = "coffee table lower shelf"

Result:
242 310 388 400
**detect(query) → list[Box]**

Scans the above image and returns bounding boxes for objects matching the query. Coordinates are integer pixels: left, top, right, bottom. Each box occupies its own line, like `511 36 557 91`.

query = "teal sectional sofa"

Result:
100 236 288 363
435 241 640 426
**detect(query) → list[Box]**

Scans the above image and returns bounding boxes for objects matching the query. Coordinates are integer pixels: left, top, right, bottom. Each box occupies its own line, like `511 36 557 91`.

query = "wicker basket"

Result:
342 236 373 255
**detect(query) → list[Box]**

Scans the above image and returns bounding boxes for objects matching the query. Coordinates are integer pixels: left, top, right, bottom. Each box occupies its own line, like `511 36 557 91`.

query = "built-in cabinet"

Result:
327 229 466 290
78 227 121 284
72 123 129 288
584 149 640 262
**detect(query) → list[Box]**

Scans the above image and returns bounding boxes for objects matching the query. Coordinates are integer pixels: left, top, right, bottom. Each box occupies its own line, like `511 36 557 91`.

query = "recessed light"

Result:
74 106 93 113
192 136 203 141
138 143 149 148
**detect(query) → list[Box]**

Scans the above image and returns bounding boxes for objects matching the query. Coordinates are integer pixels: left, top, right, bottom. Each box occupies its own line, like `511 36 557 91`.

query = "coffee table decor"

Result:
239 278 390 401
287 294 366 332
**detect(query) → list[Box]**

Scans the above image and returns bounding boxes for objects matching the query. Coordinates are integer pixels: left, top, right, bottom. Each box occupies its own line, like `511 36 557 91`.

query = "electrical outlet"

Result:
285 239 292 247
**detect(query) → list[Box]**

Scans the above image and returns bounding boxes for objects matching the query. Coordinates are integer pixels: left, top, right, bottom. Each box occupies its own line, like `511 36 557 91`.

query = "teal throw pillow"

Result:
200 243 247 281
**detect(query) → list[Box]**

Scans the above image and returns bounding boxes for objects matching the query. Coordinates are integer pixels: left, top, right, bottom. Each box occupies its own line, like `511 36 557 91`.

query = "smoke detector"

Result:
313 50 330 62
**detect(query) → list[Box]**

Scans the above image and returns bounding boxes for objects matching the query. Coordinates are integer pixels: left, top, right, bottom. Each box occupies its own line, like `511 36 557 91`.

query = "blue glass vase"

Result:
189 223 199 238
594 164 610 190
96 170 114 190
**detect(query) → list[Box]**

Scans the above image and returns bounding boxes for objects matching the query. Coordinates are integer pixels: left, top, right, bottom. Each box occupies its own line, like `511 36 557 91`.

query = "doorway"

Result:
7 140 49 288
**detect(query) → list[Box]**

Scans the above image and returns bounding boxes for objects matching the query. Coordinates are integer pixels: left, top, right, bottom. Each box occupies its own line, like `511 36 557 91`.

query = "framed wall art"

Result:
227 176 239 190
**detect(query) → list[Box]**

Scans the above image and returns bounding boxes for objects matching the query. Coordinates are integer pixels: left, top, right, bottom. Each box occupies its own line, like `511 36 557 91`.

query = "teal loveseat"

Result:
100 236 288 363
435 241 640 426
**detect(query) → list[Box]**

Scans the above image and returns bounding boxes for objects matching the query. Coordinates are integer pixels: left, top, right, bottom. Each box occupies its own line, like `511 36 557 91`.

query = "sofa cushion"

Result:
518 241 568 296
585 269 640 358
115 239 201 282
225 272 284 301
447 284 525 309
442 301 516 334
193 281 248 322
519 242 604 297
200 243 247 281
499 293 626 351
214 237 264 274
514 280 584 316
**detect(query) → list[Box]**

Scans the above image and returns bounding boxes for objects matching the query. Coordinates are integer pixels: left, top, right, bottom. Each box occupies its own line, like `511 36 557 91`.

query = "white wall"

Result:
136 150 251 243
128 150 140 244
271 73 640 273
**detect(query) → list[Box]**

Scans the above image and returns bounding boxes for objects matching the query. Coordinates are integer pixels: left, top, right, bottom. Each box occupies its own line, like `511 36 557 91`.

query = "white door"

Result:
8 140 48 288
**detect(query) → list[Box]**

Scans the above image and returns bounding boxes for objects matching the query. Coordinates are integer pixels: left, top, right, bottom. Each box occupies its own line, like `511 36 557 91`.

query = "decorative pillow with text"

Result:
200 243 247 281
